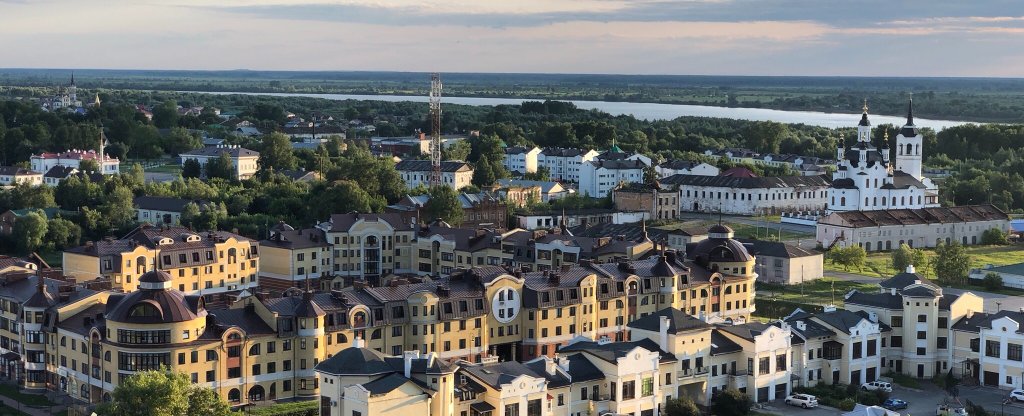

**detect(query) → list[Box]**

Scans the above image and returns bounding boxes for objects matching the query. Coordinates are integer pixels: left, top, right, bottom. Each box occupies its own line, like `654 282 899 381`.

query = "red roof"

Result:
721 167 757 178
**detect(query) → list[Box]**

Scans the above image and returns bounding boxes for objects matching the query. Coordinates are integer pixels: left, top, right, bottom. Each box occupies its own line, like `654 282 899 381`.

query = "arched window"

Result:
615 300 624 309
249 344 260 356
104 351 111 362
248 385 265 402
905 143 912 155
228 389 240 402
337 333 348 344
129 303 160 318
352 311 367 328
61 337 66 347
865 242 872 251
81 384 90 399
840 197 846 206
371 329 382 340
135 256 147 275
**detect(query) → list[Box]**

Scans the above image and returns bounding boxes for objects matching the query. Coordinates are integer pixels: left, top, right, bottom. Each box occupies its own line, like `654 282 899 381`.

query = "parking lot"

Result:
761 383 1024 416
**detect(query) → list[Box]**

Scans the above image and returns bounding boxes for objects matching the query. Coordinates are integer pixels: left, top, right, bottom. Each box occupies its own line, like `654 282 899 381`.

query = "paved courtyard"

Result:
761 382 1024 416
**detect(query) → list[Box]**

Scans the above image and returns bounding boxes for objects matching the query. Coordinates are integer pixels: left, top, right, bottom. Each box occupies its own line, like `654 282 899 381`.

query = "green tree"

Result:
472 156 496 187
4 182 56 211
180 202 202 228
522 166 551 181
11 211 47 254
443 139 471 161
95 368 230 416
665 395 701 416
78 159 101 173
163 127 202 155
127 163 146 189
830 245 866 271
182 158 202 179
980 228 1009 245
891 243 927 274
742 121 788 154
308 180 381 220
932 241 971 286
152 100 179 129
424 186 465 225
983 272 1003 291
103 186 137 231
204 152 236 181
258 132 298 171
712 388 752 416
45 217 81 251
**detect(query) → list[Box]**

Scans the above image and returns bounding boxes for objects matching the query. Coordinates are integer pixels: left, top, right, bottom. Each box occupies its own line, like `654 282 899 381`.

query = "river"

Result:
197 91 979 130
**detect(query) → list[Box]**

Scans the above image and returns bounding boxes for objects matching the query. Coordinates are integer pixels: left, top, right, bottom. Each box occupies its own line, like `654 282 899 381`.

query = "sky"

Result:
4 0 1024 76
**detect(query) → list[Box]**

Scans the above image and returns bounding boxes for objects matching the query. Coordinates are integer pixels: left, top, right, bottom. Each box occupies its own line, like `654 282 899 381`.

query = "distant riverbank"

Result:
194 91 980 130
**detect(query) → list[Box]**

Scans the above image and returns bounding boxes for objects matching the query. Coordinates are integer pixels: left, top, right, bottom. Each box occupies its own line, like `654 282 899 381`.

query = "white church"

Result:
826 98 939 213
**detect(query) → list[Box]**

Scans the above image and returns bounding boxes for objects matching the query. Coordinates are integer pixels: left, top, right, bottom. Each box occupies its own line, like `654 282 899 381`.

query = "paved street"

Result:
763 383 1024 416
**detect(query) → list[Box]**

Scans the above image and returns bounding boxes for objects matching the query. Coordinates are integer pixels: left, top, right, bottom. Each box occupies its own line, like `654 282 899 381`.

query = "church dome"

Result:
689 238 753 263
139 270 173 290
106 289 206 325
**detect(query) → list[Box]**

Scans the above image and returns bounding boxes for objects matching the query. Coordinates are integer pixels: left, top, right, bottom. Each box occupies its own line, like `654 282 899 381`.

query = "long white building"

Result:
828 99 938 212
578 159 645 197
394 160 474 190
538 148 599 182
661 174 831 215
816 204 1010 252
503 146 541 174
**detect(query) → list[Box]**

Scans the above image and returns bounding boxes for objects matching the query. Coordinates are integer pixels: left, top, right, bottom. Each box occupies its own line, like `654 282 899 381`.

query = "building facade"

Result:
578 159 646 198
395 160 473 190
663 174 830 216
30 150 119 176
612 183 680 221
503 146 541 174
655 160 719 178
828 100 939 213
179 146 260 180
816 205 1011 252
0 167 43 187
538 148 600 182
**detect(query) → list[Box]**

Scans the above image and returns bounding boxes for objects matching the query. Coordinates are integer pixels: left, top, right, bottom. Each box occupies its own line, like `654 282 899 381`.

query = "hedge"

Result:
247 400 318 416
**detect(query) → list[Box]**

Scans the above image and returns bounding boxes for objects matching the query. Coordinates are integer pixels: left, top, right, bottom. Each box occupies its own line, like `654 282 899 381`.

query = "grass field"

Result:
0 404 27 416
757 278 877 307
824 244 1024 279
145 164 182 174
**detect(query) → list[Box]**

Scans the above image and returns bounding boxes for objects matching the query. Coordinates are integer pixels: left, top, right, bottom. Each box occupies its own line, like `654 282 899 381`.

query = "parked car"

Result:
937 405 968 416
862 381 893 392
883 399 909 410
785 394 819 409
1010 389 1024 402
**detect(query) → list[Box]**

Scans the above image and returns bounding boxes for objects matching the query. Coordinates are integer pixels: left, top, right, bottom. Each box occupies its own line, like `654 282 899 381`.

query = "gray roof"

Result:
718 322 774 341
710 330 743 355
661 173 830 189
395 160 471 173
557 338 676 364
627 308 712 334
461 360 569 390
180 147 259 158
812 309 870 334
0 166 40 176
879 272 937 290
562 353 604 383
845 291 903 310
735 238 819 259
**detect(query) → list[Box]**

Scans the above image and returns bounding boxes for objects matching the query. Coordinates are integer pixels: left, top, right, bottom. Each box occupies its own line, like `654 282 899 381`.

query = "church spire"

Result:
858 98 870 127
905 93 915 126
70 71 75 86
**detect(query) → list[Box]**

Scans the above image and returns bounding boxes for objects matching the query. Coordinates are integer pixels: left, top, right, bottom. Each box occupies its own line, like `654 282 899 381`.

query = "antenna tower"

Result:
429 73 443 187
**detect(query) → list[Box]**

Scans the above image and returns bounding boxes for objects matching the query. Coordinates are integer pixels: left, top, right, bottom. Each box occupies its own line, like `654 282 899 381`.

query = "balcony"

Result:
678 367 710 379
728 369 752 377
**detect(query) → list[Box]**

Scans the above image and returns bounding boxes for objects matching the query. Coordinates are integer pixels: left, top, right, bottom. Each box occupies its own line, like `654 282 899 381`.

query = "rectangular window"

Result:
621 380 636 400
641 377 654 397
918 314 927 323
1010 344 1023 361
853 342 863 359
891 316 902 327
759 357 770 375
937 337 949 350
776 354 787 371
986 340 1001 358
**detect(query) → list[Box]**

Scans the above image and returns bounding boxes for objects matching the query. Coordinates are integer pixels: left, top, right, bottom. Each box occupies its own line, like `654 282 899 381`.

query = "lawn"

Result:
0 384 53 407
757 278 877 307
0 404 27 416
824 244 1024 279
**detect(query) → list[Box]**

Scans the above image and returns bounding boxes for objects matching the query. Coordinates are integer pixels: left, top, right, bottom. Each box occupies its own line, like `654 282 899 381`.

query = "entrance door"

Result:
851 370 862 385
867 367 877 382
774 383 788 401
895 360 902 373
936 362 943 376
984 371 999 387
757 387 769 403
917 364 925 378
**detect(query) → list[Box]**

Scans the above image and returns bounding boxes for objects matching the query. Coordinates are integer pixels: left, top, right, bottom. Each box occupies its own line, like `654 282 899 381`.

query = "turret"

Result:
881 130 890 163
894 95 923 179
857 99 872 143
836 134 845 160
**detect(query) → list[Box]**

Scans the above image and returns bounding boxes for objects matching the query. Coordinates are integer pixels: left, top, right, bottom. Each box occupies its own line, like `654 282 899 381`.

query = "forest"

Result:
0 87 1021 260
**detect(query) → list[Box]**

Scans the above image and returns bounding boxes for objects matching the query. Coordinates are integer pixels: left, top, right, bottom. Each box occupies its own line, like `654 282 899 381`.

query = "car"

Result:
1011 389 1024 402
883 399 909 410
862 381 893 392
937 404 968 416
785 394 819 409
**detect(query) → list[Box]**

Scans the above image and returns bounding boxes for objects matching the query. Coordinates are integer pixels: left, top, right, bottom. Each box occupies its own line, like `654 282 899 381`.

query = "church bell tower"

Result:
894 96 923 179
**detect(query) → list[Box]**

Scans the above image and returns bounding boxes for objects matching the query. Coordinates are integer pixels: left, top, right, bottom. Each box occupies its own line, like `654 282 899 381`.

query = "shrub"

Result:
980 228 1009 245
665 396 701 416
983 272 1004 291
712 388 752 416
247 400 318 416
838 398 856 411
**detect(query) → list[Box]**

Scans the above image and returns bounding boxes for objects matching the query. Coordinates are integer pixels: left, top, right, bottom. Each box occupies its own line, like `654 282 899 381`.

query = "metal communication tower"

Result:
429 73 443 187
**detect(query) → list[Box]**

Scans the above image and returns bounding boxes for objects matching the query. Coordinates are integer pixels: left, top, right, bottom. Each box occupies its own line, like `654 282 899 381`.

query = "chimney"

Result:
665 250 677 264
353 336 365 348
796 320 806 331
890 287 897 295
353 279 366 290
906 264 915 274
659 315 671 351
544 357 557 375
560 264 571 273
555 356 570 374
403 350 420 378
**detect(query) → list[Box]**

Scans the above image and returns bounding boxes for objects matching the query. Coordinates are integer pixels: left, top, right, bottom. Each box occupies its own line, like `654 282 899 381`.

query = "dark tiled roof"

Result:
588 159 646 170
180 147 259 158
628 308 712 334
260 228 330 250
735 238 818 259
395 160 471 173
133 196 202 212
208 307 275 335
661 173 830 189
562 353 604 383
106 288 206 324
43 165 76 179
315 347 394 375
361 373 430 396
718 322 774 341
951 312 991 333
557 338 676 364
879 272 937 290
812 309 870 334
939 294 960 311
710 330 743 355
541 148 590 157
324 213 413 232
845 291 903 310
830 205 1009 229
462 360 569 390
0 166 40 176
902 286 940 298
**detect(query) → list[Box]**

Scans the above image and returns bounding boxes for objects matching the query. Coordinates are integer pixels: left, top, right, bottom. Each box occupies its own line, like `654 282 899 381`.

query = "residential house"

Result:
179 145 261 180
395 160 474 190
0 167 42 186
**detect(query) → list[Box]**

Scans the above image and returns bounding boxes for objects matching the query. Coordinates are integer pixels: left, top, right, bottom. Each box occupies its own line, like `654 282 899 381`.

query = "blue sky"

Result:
3 0 1024 76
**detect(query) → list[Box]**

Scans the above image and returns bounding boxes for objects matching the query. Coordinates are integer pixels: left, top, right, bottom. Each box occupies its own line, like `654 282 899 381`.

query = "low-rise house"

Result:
395 160 473 190
133 196 208 225
655 160 720 178
387 192 506 228
0 167 42 186
737 239 824 285
613 183 680 221
0 208 73 235
817 205 1011 252
496 179 570 202
951 310 1024 388
783 306 887 387
279 169 321 182
42 166 78 186
179 145 260 180
516 208 649 231
969 263 1024 290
